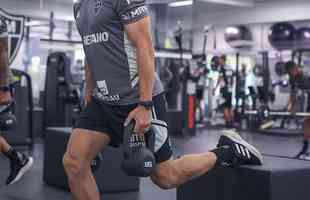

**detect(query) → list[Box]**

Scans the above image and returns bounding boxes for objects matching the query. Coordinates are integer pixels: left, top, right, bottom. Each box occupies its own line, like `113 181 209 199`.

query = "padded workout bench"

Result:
43 127 140 193
177 156 310 200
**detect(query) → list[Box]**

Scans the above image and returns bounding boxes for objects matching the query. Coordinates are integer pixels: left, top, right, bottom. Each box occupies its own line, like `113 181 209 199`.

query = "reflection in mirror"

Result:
192 0 310 160
148 1 193 115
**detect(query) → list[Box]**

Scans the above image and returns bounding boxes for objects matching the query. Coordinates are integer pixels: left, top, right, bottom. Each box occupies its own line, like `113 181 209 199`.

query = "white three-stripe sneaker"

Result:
217 130 263 166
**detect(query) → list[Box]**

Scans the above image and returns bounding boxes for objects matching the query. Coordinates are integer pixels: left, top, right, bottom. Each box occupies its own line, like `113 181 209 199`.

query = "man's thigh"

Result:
66 129 111 162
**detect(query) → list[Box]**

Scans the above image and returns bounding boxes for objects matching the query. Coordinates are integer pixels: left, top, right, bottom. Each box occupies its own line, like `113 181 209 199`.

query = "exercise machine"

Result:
43 52 82 128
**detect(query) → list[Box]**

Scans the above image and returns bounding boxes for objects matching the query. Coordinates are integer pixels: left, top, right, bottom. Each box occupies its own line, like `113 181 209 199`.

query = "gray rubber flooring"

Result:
0 128 306 200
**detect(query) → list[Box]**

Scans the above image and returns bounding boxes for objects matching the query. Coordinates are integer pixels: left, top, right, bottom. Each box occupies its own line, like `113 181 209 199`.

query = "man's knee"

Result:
151 161 178 190
63 153 89 179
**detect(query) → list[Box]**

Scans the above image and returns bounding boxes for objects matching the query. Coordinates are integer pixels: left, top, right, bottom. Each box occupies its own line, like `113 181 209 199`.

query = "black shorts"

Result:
74 94 173 163
196 88 204 101
223 92 232 108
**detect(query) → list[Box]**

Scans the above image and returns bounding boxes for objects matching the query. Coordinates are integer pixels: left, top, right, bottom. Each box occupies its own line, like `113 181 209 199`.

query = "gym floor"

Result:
0 128 305 200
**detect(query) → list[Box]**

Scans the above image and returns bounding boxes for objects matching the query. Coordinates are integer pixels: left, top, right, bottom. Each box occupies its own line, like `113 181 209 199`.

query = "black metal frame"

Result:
292 48 310 67
11 69 34 148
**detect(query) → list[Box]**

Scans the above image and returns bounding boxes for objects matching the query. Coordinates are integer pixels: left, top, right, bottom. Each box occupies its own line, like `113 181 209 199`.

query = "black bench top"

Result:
241 156 310 172
46 127 72 133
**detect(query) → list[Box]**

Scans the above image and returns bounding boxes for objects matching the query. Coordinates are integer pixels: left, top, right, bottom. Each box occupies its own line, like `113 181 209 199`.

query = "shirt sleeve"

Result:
114 0 149 25
73 1 81 20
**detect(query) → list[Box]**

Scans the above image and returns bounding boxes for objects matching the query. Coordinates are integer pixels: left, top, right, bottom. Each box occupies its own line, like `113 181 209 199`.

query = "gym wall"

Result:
192 0 310 53
193 0 310 28
0 0 74 21
150 4 193 50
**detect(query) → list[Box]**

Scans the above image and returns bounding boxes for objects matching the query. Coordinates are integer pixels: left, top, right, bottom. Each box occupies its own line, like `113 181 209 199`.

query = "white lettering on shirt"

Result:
83 32 109 46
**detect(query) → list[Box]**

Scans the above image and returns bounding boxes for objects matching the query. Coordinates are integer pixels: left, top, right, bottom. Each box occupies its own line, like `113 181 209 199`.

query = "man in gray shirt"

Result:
63 1 263 199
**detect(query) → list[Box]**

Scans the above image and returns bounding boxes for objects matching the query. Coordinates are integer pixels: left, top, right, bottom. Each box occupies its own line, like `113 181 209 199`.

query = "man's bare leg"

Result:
63 129 111 200
304 119 310 141
151 130 263 189
151 152 217 189
224 108 233 128
297 118 310 158
0 136 11 154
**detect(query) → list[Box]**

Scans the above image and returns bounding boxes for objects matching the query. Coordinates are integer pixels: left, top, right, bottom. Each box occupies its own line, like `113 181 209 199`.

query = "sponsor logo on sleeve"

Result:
121 6 148 22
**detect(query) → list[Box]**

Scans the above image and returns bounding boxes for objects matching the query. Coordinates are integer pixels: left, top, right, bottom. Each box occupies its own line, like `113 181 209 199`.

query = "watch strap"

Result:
138 100 154 110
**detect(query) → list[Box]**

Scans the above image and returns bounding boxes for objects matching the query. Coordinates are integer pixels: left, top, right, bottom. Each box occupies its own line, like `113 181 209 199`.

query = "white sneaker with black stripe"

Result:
217 130 263 166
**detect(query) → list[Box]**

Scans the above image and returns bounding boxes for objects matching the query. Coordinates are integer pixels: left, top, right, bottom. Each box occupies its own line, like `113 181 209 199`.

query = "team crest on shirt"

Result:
94 0 103 15
0 9 25 67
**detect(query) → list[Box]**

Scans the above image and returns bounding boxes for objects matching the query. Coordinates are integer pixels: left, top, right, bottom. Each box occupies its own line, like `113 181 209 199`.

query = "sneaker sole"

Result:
8 157 34 185
222 130 264 164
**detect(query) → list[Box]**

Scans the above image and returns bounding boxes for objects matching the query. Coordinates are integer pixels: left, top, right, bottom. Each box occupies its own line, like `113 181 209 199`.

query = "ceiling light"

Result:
226 27 239 35
169 0 193 7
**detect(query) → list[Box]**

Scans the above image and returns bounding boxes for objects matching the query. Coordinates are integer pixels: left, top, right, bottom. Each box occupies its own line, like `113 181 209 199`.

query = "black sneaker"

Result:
217 130 263 166
295 140 309 159
6 154 33 185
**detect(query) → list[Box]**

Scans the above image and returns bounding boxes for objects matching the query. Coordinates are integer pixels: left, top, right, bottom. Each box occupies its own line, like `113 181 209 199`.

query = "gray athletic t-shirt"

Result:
74 0 163 105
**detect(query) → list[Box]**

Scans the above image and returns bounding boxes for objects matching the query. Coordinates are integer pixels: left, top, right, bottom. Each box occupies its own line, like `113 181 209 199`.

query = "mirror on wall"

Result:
193 0 310 159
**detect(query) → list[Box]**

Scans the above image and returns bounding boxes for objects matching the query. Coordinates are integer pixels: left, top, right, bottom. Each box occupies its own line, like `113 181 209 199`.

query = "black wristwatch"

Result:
138 100 154 110
0 86 10 92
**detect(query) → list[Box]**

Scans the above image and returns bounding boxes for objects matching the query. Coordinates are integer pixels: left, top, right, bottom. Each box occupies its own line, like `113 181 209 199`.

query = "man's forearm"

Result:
0 37 9 87
137 46 155 101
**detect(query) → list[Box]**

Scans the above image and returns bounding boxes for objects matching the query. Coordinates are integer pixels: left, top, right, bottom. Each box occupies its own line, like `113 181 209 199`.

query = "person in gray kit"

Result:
63 1 263 199
0 17 33 185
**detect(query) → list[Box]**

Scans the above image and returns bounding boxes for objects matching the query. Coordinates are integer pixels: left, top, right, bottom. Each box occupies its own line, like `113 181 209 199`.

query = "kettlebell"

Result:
121 120 155 177
0 102 17 131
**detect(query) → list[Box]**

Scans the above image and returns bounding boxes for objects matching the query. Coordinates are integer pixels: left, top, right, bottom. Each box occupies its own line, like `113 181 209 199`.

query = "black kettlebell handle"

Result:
122 120 156 177
123 120 136 152
123 120 155 152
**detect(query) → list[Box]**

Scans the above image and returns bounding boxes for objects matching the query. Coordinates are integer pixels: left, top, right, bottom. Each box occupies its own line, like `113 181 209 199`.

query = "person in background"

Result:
213 55 234 128
0 16 33 185
285 61 310 160
236 63 247 109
